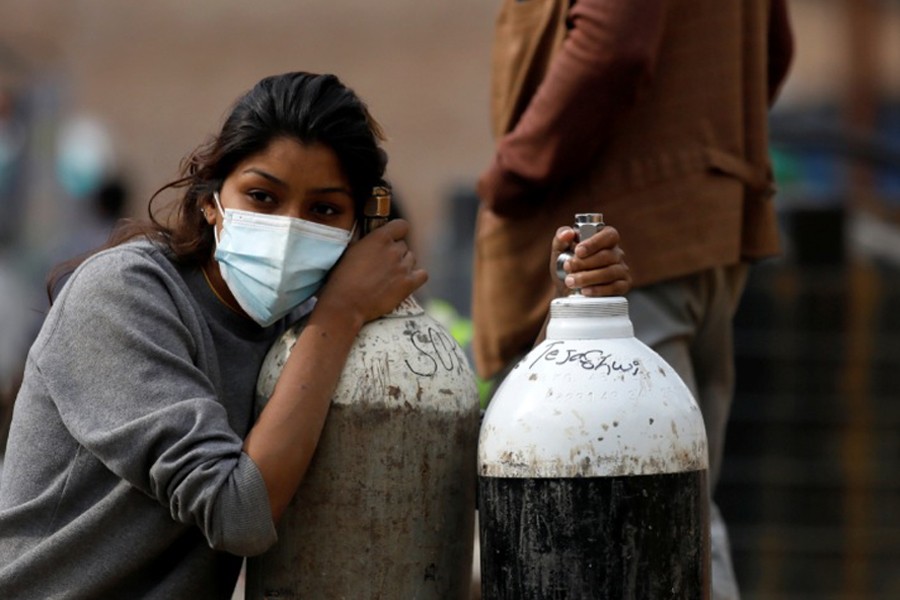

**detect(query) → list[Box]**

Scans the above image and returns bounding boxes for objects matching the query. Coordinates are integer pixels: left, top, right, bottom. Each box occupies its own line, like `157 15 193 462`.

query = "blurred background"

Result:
0 0 897 598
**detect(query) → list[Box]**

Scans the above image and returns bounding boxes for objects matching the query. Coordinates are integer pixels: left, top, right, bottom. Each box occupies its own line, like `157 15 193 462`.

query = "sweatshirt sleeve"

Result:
478 0 668 216
33 247 276 555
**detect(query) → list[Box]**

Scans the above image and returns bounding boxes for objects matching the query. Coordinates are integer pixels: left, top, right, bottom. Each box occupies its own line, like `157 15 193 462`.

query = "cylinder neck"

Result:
546 295 633 340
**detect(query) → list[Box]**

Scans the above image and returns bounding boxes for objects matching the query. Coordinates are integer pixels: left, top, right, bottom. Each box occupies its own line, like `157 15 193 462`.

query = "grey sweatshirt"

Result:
0 239 288 599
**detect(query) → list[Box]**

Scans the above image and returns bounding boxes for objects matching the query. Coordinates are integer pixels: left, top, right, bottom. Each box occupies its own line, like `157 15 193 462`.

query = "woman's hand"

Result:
316 219 428 327
550 225 631 297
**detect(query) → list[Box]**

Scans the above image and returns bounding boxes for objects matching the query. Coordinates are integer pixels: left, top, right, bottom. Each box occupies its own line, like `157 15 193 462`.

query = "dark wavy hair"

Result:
48 71 387 301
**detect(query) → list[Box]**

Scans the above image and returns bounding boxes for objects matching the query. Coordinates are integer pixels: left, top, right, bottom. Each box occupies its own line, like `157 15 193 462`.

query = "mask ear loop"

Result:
212 191 226 217
211 191 226 245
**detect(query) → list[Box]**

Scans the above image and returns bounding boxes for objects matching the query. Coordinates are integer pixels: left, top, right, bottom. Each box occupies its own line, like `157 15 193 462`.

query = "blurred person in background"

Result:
47 173 131 297
472 1 794 598
46 116 122 286
0 86 27 244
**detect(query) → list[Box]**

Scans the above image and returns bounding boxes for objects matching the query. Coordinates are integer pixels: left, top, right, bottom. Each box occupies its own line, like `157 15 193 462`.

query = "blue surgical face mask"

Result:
212 192 353 327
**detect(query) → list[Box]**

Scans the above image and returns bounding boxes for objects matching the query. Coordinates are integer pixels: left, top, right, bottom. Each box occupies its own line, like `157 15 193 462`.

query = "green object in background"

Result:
424 298 494 408
770 146 803 191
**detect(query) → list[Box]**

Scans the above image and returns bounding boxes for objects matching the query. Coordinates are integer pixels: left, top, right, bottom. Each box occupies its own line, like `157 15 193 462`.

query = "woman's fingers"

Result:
320 219 428 323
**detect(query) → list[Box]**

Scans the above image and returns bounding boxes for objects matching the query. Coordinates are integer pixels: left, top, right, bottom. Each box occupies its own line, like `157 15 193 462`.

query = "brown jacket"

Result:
472 0 794 378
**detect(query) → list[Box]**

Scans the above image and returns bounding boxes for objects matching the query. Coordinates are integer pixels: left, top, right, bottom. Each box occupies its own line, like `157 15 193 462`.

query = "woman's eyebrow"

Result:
310 186 354 197
240 169 352 197
241 167 288 188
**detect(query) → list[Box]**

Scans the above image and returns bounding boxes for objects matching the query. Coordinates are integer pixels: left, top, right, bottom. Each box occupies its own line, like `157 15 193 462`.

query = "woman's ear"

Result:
202 197 218 226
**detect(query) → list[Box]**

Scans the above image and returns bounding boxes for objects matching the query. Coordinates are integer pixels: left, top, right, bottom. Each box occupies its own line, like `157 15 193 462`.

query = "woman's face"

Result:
206 136 356 233
199 137 357 320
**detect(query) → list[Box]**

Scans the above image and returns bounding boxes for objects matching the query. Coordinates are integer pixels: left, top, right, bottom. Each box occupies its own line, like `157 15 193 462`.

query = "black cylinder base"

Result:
478 471 710 599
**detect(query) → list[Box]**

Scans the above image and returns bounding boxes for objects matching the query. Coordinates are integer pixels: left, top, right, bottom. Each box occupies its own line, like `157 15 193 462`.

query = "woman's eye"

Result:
247 190 275 204
311 203 340 217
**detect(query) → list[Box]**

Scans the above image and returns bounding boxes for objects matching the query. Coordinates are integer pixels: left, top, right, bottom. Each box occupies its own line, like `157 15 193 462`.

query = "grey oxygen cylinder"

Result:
246 186 480 599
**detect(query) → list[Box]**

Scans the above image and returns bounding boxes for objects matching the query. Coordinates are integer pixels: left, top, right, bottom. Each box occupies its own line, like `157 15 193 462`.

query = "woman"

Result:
0 71 628 598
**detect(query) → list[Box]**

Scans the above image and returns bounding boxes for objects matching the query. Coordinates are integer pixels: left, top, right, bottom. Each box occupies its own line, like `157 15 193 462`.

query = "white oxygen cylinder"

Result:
477 213 711 599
